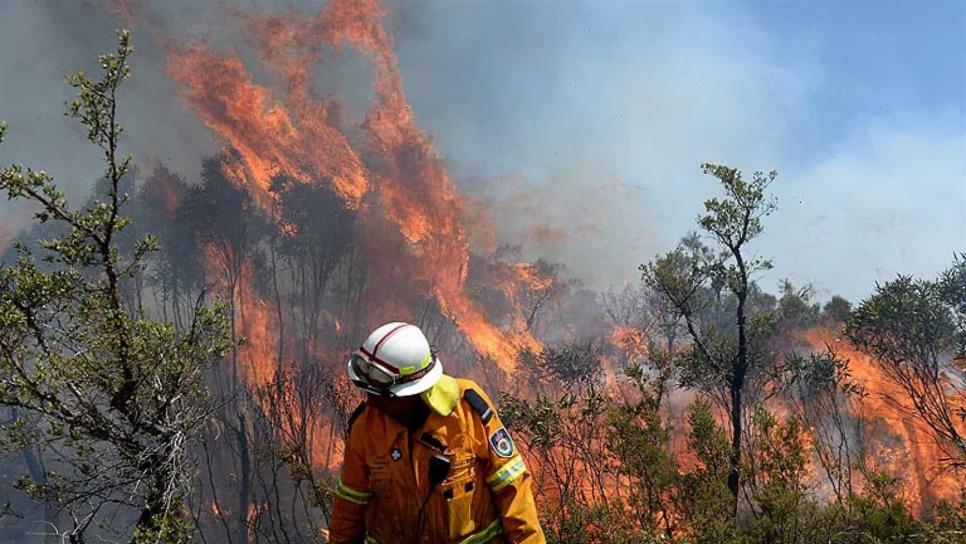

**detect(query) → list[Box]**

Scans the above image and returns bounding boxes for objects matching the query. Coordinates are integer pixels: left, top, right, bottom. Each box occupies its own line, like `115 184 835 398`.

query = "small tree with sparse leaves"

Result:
641 164 779 516
0 30 231 543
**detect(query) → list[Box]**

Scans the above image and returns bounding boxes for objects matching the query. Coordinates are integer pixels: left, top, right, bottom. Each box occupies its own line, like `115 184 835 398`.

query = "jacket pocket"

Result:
443 454 477 540
369 461 393 499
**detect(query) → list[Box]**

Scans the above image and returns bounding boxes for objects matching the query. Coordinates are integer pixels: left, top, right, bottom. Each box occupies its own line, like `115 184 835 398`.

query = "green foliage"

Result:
511 338 964 543
777 280 820 330
846 258 966 467
847 274 957 368
607 403 676 536
679 401 740 544
544 498 664 544
641 163 782 515
841 470 922 542
822 295 853 324
640 164 781 399
535 342 603 387
503 343 635 542
0 30 231 542
937 254 966 356
744 408 811 543
696 165 776 248
933 493 966 542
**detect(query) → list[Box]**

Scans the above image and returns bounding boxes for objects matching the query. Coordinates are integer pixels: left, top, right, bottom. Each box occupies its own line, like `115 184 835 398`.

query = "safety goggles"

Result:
349 348 438 397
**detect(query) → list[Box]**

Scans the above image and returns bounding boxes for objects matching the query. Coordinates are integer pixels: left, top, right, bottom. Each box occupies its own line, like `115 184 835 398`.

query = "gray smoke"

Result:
2 0 962 300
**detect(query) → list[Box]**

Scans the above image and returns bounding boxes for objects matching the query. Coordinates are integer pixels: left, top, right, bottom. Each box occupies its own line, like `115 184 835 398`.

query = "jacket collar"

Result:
419 374 460 416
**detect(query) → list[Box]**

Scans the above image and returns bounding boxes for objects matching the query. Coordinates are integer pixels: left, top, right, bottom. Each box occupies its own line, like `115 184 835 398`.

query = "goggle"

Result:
349 347 437 397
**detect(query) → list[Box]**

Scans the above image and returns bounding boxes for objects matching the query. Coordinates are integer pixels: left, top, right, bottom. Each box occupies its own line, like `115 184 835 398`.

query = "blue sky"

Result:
745 0 965 158
390 0 966 300
1 0 963 302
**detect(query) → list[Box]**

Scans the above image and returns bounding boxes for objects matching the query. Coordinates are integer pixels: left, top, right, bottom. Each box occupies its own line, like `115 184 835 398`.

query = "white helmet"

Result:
347 322 443 397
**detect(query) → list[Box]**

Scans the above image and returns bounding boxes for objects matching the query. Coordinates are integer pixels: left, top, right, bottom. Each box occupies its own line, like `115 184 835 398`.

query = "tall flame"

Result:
802 327 961 513
166 0 539 375
167 48 368 210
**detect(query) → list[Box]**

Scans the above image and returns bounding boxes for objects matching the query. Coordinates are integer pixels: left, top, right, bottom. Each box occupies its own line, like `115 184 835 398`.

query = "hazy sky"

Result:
1 0 963 302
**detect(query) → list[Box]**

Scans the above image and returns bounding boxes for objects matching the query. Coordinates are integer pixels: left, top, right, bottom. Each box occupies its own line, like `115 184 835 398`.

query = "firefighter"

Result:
328 322 546 544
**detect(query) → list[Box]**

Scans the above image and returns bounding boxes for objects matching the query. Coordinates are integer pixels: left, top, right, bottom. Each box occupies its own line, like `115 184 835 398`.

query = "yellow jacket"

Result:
329 375 545 544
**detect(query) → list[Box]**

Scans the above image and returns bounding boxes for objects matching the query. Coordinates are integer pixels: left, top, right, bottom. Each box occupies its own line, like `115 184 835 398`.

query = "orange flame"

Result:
142 166 182 217
167 49 368 209
166 0 541 372
200 241 278 386
801 326 961 513
207 500 230 518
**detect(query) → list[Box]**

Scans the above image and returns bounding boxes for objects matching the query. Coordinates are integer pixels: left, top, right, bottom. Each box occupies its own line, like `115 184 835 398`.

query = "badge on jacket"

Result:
489 427 514 458
390 447 402 461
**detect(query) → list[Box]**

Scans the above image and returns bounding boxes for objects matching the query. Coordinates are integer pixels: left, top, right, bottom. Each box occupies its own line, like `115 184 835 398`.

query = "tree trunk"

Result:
236 411 252 544
133 466 173 542
728 376 743 514
729 278 749 517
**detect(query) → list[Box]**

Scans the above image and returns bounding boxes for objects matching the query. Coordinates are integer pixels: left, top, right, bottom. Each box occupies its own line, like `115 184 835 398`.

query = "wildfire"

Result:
609 324 649 362
166 0 540 376
148 2 966 517
502 263 558 299
142 165 182 217
801 326 962 513
207 500 230 518
167 48 368 210
195 237 278 389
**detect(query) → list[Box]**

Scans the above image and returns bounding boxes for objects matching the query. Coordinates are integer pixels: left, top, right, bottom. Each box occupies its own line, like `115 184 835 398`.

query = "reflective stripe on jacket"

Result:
328 376 545 544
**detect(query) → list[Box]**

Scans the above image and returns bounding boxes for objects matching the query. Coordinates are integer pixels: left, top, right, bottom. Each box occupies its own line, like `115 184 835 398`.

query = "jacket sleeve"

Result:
328 413 371 544
471 387 546 544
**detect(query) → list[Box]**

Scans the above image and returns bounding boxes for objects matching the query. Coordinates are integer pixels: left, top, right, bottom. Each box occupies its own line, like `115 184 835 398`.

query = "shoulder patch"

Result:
488 427 515 458
464 389 493 424
345 401 367 437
